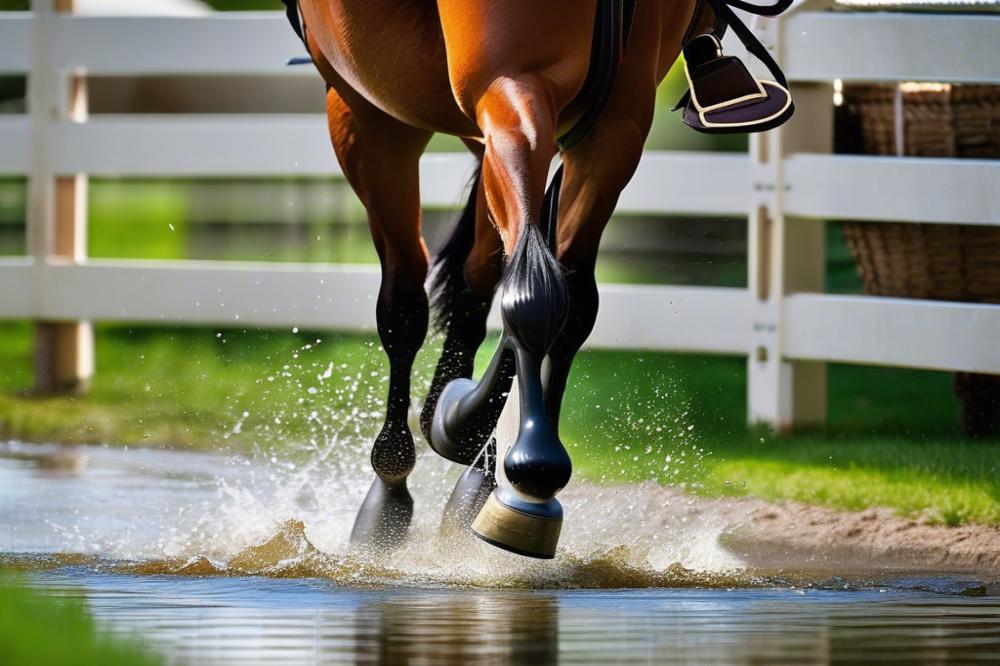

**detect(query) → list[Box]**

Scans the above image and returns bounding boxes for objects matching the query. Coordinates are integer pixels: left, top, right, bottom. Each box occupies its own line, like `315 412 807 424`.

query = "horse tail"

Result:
427 164 482 334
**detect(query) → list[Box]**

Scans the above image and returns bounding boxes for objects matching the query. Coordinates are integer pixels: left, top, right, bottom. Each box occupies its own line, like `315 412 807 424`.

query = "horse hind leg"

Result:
323 85 433 551
420 152 512 537
420 160 506 459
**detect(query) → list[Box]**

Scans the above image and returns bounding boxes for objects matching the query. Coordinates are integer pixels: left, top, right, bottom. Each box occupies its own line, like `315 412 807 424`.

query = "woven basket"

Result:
839 83 1000 436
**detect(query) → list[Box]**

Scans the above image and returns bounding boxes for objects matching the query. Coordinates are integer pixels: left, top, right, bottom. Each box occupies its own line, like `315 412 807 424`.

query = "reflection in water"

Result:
28 571 1000 665
355 592 558 665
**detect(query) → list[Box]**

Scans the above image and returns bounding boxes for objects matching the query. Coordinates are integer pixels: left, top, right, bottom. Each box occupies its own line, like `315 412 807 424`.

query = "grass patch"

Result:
0 574 161 666
2 323 998 525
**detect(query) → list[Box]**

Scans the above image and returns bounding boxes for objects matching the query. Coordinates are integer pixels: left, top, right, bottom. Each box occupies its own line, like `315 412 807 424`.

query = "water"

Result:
3 441 999 664
29 572 1000 664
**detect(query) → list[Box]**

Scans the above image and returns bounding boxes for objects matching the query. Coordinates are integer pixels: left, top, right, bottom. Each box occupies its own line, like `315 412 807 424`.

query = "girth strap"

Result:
557 0 637 151
672 0 793 112
282 0 306 47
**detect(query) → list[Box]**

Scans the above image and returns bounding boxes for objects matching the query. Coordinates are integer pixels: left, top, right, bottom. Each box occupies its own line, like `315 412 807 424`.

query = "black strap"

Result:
673 0 792 112
557 0 636 151
541 165 565 253
281 0 306 46
281 0 313 65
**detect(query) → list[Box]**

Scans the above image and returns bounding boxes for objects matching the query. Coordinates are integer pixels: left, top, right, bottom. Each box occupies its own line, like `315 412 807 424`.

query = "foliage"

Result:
0 575 161 666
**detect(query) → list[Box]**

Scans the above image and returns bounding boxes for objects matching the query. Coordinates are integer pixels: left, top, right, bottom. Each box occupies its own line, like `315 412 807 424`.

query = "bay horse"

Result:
285 0 777 558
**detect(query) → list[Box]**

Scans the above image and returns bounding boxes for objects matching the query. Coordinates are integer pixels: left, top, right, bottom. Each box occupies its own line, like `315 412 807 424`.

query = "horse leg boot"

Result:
321 84 433 551
425 66 584 555
422 163 509 470
421 164 510 536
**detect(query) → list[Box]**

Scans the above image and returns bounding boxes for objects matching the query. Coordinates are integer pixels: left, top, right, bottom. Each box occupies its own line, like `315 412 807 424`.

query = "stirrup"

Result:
674 0 795 134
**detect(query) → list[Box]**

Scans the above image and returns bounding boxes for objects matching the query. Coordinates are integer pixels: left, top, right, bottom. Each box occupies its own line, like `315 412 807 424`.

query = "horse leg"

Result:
431 78 580 558
544 2 666 431
420 147 511 536
323 85 433 550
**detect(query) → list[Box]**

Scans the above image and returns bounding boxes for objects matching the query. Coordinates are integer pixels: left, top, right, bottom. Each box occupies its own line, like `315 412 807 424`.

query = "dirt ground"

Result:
563 481 1000 580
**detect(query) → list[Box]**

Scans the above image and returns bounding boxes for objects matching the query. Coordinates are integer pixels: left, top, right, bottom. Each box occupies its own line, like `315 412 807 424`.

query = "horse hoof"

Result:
349 477 413 551
471 487 562 559
439 447 496 538
430 378 480 465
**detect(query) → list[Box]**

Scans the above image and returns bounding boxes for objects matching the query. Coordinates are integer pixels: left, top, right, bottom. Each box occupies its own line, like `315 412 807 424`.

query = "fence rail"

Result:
1 1 998 427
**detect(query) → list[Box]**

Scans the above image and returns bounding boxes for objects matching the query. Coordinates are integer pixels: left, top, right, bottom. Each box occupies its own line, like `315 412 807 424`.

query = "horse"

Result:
285 0 782 558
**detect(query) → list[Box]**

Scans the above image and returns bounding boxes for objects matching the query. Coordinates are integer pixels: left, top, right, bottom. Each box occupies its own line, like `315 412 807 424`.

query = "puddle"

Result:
3 440 999 663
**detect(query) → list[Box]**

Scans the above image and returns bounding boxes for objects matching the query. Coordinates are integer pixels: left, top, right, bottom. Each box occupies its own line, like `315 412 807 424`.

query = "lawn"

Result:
0 574 161 666
1 321 996 527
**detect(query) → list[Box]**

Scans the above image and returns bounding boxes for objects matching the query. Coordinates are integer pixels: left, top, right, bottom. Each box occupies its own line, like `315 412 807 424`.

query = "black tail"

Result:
427 166 482 334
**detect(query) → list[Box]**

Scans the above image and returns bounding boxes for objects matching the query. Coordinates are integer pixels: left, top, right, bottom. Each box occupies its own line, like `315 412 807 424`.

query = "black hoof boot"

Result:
349 477 414 551
429 346 514 465
472 341 571 559
430 378 481 464
439 440 497 538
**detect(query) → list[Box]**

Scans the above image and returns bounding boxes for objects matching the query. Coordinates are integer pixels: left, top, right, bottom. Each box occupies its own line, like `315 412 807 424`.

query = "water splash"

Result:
2 335 743 589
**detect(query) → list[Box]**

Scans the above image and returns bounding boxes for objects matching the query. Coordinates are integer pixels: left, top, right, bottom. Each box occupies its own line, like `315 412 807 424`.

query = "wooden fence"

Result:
0 0 997 429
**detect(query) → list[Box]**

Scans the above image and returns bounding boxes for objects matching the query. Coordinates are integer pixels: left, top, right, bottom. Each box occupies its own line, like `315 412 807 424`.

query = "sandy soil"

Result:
732 500 1000 577
565 481 1000 579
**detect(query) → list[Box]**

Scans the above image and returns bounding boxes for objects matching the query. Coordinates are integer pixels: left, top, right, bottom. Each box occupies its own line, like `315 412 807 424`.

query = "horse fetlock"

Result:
500 224 569 356
504 342 572 502
370 422 416 483
429 377 482 464
504 420 572 501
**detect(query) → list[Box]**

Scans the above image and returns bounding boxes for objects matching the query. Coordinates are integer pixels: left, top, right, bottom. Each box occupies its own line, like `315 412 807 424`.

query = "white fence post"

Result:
746 13 831 432
29 0 94 394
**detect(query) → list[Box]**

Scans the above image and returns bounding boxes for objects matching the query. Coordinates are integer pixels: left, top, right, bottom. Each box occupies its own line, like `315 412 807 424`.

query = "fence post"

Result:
746 13 831 432
28 0 94 394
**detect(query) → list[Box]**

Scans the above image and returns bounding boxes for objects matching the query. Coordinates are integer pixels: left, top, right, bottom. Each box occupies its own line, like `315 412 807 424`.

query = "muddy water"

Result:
3 441 1000 664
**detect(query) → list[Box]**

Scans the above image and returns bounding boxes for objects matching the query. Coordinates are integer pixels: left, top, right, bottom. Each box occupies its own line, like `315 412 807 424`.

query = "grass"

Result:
2 321 997 526
0 575 161 666
556 347 1000 527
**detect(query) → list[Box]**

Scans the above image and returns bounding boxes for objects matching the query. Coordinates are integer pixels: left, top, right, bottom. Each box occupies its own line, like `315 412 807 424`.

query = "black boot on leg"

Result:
471 223 571 559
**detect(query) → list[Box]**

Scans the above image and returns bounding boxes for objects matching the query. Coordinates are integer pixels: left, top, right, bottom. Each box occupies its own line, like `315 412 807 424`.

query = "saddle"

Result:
674 0 796 134
279 0 793 138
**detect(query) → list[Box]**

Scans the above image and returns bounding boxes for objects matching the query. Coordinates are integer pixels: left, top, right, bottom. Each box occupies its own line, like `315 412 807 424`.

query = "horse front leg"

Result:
323 85 433 551
429 74 577 558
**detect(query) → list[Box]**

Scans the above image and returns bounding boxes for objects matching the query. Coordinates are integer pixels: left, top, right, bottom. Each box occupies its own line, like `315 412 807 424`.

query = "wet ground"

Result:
3 441 999 664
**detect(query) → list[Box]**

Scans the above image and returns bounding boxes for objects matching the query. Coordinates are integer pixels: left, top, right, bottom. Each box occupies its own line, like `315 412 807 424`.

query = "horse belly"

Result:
302 1 479 137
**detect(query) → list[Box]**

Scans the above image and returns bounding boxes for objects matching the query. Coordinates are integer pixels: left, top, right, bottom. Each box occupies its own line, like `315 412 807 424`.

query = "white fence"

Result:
1 1 998 428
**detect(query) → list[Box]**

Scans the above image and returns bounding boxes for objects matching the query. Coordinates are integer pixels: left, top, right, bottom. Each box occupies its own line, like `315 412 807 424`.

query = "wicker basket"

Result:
839 83 1000 436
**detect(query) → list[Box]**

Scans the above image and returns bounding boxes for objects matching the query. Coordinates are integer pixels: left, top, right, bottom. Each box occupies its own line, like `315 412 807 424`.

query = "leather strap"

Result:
557 0 637 151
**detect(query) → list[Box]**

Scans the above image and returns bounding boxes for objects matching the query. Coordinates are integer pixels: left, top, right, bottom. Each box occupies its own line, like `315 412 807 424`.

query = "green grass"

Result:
2 322 997 526
0 575 161 666
554 347 1000 526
